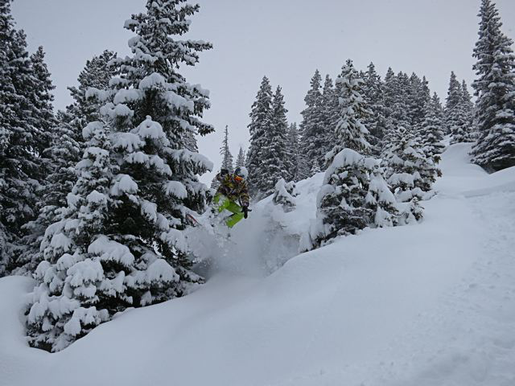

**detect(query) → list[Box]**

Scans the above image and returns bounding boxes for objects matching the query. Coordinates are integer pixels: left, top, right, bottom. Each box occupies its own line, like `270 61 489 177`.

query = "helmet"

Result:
234 166 248 179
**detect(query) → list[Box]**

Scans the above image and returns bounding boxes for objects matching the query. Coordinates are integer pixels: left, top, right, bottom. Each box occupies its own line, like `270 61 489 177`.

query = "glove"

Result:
242 205 249 219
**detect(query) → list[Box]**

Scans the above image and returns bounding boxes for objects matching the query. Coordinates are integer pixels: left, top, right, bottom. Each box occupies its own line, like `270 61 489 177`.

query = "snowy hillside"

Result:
1 143 515 386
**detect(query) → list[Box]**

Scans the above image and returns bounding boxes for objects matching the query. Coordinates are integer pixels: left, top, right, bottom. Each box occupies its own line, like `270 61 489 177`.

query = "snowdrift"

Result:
1 143 514 386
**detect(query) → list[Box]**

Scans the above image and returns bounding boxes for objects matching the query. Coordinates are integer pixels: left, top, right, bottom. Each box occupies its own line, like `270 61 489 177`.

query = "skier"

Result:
213 167 250 228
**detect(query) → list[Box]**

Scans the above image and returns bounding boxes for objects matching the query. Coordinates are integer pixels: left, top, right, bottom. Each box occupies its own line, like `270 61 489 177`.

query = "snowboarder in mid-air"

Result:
213 167 250 228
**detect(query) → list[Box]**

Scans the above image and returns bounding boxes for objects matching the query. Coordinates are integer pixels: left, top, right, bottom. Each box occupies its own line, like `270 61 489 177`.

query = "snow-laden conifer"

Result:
235 146 246 169
365 164 398 228
15 52 117 274
287 123 301 181
211 125 233 190
445 71 462 135
299 70 326 175
302 149 375 251
0 2 56 275
220 125 234 173
67 50 118 134
384 71 412 135
10 47 59 273
27 0 213 352
362 63 387 153
450 81 476 144
382 127 438 223
272 178 297 212
246 76 273 197
260 86 292 193
419 93 445 163
470 0 515 171
325 60 371 164
321 74 338 159
407 73 430 129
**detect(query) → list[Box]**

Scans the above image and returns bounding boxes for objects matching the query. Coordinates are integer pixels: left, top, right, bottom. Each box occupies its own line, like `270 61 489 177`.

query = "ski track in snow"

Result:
1 143 514 386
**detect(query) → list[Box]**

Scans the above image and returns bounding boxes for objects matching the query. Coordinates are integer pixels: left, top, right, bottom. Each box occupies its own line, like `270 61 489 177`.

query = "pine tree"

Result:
299 70 325 175
365 164 398 228
29 46 56 152
382 127 438 223
0 2 55 275
67 50 118 134
470 0 515 172
451 80 476 143
287 123 300 181
302 149 375 251
235 146 246 169
321 74 338 159
407 73 430 129
272 178 297 212
395 72 413 131
382 68 412 140
326 60 371 164
246 76 273 197
27 0 213 352
9 46 59 273
211 125 233 190
362 63 387 154
445 71 463 135
450 81 476 144
220 125 233 172
15 52 117 274
419 93 445 163
260 86 291 194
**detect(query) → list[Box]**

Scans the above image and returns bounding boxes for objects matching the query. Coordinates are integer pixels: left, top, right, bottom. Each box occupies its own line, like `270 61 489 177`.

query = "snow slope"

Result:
1 143 514 386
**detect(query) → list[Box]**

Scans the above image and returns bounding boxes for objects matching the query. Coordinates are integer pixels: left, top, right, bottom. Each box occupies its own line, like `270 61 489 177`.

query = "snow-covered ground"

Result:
1 143 514 386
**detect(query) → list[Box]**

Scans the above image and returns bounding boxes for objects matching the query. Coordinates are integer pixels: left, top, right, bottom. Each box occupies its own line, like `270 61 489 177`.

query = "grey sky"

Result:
11 0 515 182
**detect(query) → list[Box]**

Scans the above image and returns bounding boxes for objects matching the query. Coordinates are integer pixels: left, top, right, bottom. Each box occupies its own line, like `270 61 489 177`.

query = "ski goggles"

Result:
234 175 243 182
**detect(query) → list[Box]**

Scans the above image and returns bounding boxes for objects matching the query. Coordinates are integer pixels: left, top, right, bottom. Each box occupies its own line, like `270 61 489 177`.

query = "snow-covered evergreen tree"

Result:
419 93 445 163
470 0 515 172
15 52 118 274
220 125 233 173
29 46 56 152
246 83 291 198
445 71 463 135
10 46 59 273
235 146 245 169
321 74 338 159
392 72 412 132
302 149 375 251
382 127 438 223
260 86 291 192
382 68 412 141
450 80 476 144
365 164 398 228
67 50 118 134
362 63 387 154
211 125 233 190
287 123 301 181
27 0 213 352
407 73 430 129
325 60 371 164
461 79 476 139
299 70 326 175
246 76 273 197
0 2 55 275
272 178 297 212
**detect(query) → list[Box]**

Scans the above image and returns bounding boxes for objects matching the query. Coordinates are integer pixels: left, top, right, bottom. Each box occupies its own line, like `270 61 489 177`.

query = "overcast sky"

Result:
11 0 515 181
